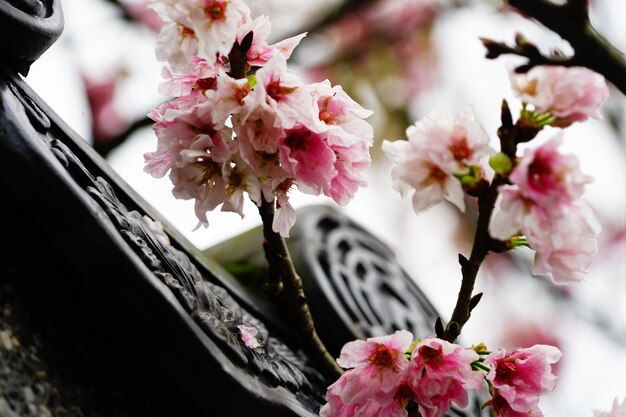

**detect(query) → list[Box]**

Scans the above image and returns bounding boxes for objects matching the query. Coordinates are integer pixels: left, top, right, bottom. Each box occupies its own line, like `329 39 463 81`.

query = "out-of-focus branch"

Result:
500 0 626 95
101 0 137 24
94 115 153 157
285 0 379 39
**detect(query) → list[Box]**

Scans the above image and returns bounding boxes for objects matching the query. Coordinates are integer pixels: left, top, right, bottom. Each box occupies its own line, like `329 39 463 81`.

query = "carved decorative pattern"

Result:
43 137 326 406
291 207 490 416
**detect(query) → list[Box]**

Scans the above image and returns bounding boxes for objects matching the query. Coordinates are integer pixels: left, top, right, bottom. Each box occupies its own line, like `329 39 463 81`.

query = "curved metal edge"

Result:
0 66 321 416
0 0 64 74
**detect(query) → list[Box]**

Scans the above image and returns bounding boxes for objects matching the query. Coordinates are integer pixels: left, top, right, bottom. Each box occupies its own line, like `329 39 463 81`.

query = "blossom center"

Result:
394 381 415 407
204 0 227 21
267 80 297 101
450 136 471 162
528 159 554 189
283 129 311 151
193 77 217 91
319 96 335 124
194 157 221 185
423 164 447 186
495 358 519 383
418 345 443 364
521 78 539 97
234 84 251 104
227 168 245 195
179 25 196 39
369 344 398 370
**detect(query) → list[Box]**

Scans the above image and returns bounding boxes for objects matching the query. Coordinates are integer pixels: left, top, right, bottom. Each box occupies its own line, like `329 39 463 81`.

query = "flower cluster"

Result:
510 65 610 128
144 0 373 236
320 331 561 417
490 136 601 283
382 107 494 213
383 62 608 284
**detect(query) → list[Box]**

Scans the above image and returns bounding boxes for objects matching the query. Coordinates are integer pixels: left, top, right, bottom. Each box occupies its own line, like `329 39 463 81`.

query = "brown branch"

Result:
442 176 507 343
228 37 341 379
505 0 626 95
257 200 342 380
442 101 518 343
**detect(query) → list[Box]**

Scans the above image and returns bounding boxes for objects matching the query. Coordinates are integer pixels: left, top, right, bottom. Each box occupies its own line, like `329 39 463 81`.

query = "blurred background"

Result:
25 0 626 415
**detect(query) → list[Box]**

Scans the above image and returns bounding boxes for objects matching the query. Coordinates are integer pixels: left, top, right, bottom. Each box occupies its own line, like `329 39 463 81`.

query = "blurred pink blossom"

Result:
83 73 126 143
334 330 413 403
489 136 600 284
237 324 260 348
510 65 610 127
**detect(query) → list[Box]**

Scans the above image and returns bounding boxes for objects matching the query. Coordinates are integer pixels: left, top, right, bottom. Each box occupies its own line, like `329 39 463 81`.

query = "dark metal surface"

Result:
0 61 328 415
0 0 63 74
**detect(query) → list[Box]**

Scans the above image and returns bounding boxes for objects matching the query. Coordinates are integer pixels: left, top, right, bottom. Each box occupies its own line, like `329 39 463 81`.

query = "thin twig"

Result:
229 37 341 379
504 0 626 94
94 115 153 157
257 200 343 379
443 101 518 343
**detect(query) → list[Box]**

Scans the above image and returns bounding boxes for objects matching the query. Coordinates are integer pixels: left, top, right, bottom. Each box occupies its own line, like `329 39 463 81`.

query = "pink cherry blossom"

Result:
595 398 626 417
158 57 218 97
489 136 600 283
243 55 318 131
321 375 399 417
123 0 164 32
488 391 544 417
237 15 307 66
237 324 260 348
147 0 372 236
272 189 296 238
334 330 413 404
192 0 251 63
485 345 561 414
509 135 591 206
383 107 493 214
529 201 600 284
278 125 337 196
510 65 610 127
383 137 466 213
83 73 126 143
406 338 484 417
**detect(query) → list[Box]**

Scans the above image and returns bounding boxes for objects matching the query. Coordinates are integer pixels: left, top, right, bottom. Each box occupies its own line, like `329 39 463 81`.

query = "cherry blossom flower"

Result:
510 65 610 127
122 0 163 32
237 15 307 67
489 136 600 283
489 390 545 417
383 107 493 213
321 332 417 417
332 330 412 404
147 0 372 236
244 55 318 131
407 338 484 417
509 135 591 207
237 324 260 348
83 73 127 144
322 376 419 417
595 398 626 417
485 345 561 415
